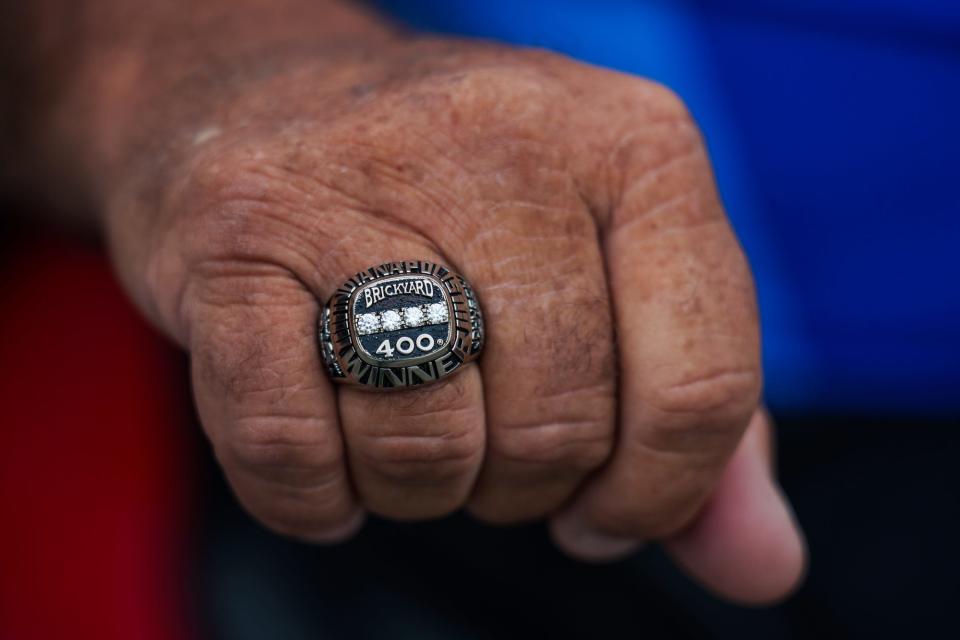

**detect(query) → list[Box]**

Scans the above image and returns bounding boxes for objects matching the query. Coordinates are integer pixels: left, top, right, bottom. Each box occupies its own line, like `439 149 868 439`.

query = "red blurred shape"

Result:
0 232 194 640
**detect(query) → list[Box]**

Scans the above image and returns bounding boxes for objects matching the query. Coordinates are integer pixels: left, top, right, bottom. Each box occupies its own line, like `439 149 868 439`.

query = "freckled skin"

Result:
3 0 805 604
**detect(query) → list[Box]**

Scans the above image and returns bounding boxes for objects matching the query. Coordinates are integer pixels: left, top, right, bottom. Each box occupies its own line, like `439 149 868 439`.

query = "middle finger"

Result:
465 201 617 523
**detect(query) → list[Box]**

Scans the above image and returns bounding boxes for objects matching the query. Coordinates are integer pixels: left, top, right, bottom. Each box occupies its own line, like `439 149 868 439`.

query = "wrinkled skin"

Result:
7 8 806 605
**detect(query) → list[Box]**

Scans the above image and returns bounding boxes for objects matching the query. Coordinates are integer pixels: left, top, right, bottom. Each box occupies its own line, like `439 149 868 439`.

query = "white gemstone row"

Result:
355 302 449 336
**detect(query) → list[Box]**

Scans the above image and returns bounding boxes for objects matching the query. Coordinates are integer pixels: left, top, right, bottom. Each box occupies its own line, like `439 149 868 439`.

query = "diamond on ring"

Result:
380 309 403 332
356 312 381 335
426 302 448 324
403 306 426 328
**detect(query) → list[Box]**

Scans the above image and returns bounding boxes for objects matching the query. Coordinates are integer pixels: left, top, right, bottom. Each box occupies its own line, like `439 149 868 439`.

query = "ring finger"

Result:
329 248 487 520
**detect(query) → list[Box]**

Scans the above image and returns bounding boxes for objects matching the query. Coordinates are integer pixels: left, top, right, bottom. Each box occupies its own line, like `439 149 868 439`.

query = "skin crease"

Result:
3 0 806 605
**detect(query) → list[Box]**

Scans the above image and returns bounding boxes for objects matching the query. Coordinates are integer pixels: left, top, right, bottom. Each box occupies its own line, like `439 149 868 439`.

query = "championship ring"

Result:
319 261 484 389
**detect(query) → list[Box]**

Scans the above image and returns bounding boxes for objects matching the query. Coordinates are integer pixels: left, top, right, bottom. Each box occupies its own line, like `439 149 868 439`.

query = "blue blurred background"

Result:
377 0 960 415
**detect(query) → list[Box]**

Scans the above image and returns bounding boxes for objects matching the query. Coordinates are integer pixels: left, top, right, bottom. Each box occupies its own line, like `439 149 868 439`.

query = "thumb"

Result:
663 409 807 605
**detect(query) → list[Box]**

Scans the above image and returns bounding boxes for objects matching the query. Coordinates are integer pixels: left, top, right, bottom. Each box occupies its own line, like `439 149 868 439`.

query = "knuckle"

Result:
636 79 696 124
182 260 320 401
606 78 701 151
192 310 311 402
534 302 616 379
590 79 715 233
174 146 271 229
418 64 566 148
494 416 614 471
348 375 483 484
169 143 326 271
224 415 343 482
473 243 616 378
599 74 696 128
652 366 761 416
443 64 555 111
356 424 482 485
222 420 355 541
644 366 761 442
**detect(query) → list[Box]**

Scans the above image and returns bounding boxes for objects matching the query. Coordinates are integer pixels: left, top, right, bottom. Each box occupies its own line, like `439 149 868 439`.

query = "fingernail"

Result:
550 512 643 562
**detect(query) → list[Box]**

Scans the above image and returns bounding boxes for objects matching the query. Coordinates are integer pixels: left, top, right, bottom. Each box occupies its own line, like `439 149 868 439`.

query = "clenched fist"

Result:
9 0 805 605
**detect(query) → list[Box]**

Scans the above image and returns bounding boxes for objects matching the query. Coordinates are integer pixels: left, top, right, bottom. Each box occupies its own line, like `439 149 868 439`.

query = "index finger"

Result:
553 85 761 547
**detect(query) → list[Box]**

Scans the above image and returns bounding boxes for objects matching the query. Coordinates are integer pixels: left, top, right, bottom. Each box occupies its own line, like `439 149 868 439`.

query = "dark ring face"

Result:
320 261 484 389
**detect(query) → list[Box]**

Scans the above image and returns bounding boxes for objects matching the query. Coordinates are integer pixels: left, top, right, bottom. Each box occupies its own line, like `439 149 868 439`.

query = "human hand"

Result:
19 6 805 604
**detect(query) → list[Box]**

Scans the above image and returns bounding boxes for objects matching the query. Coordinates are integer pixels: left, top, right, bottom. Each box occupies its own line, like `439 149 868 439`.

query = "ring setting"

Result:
319 261 484 389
